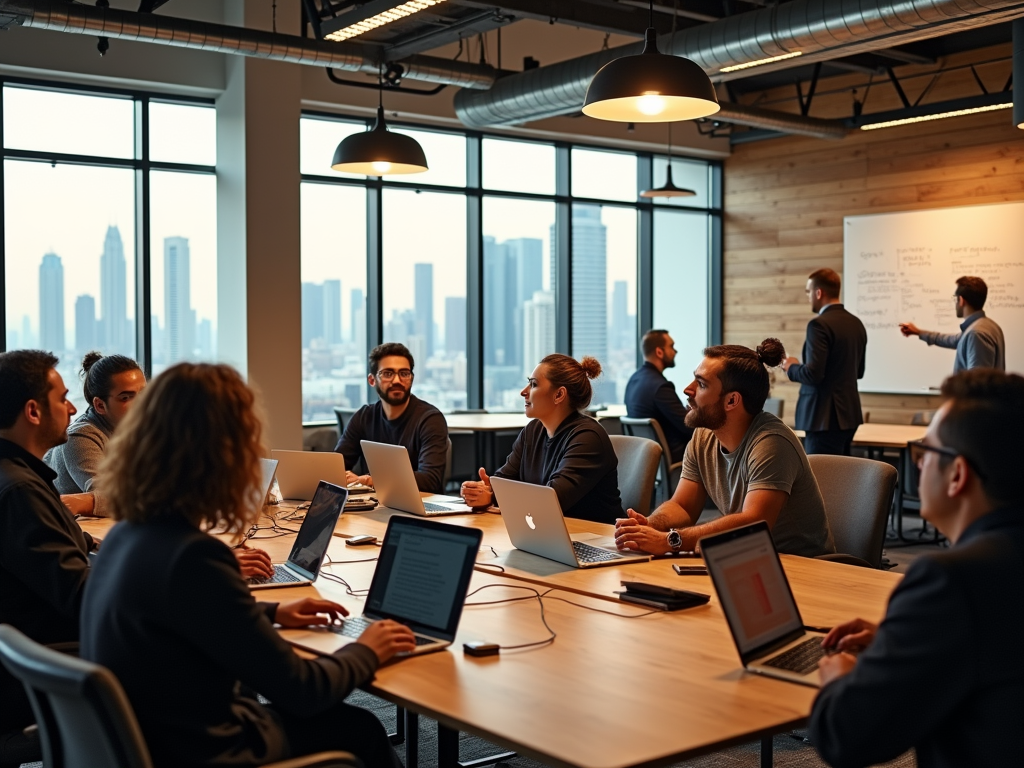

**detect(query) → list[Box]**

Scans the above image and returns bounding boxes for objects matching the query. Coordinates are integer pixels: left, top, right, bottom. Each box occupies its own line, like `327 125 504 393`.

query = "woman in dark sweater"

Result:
81 363 416 768
461 354 623 524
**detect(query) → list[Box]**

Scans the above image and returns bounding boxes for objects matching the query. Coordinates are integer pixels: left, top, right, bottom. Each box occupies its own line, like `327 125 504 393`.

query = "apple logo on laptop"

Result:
525 513 536 530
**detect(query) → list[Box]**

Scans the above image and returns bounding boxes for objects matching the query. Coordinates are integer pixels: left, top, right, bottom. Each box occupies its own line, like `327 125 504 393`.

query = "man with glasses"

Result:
334 342 448 493
899 275 1005 373
809 369 1023 768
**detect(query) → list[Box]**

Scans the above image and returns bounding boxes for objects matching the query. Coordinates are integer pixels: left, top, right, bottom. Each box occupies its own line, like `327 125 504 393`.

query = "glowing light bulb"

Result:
636 93 666 116
371 161 393 174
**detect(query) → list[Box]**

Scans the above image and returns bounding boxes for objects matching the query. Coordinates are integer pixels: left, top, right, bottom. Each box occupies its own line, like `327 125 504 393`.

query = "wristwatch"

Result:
666 529 683 552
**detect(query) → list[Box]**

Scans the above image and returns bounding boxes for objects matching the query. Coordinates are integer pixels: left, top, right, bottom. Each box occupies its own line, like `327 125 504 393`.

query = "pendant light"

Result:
583 0 719 123
641 123 696 198
331 69 428 176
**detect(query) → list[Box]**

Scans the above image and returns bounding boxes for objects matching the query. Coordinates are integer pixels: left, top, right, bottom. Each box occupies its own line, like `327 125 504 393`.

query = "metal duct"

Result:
716 103 846 139
0 0 497 89
454 0 1024 128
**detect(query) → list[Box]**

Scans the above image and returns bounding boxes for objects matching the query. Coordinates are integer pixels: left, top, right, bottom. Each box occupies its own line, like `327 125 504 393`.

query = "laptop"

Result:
249 481 348 590
360 440 474 516
272 449 347 501
490 476 650 568
700 521 827 687
258 458 279 507
280 516 482 656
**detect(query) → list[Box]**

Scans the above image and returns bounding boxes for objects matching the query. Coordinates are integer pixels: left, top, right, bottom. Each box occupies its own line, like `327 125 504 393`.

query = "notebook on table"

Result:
360 440 474 516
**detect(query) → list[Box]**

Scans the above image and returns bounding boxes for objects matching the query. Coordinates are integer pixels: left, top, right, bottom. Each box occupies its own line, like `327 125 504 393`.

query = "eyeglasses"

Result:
908 439 987 481
376 369 414 382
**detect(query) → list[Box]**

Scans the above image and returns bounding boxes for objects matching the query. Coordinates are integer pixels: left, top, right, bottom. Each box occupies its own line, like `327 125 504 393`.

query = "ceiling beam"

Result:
453 0 681 37
384 9 514 59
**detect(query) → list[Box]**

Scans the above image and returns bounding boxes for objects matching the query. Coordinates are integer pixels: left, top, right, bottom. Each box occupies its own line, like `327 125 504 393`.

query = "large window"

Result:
299 113 721 420
1 83 217 411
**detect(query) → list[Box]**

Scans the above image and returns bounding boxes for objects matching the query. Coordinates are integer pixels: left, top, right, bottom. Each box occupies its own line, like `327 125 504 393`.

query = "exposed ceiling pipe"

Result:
715 102 846 139
0 0 498 89
453 0 1024 129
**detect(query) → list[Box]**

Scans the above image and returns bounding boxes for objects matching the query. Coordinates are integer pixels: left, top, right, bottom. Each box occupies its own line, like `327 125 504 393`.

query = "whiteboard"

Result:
844 202 1024 394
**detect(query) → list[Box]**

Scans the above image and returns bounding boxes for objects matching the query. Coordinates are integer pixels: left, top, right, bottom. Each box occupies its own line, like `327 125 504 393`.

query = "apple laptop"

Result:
490 476 650 569
281 516 482 656
360 440 474 516
272 449 347 501
249 481 347 590
258 458 279 507
700 521 826 688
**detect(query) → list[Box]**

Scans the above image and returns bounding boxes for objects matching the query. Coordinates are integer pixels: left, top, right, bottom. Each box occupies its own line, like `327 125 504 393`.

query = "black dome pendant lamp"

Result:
583 0 719 123
331 67 428 176
641 122 696 198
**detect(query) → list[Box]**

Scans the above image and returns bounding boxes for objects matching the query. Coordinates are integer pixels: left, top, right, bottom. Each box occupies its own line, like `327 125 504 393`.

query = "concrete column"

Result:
217 0 303 449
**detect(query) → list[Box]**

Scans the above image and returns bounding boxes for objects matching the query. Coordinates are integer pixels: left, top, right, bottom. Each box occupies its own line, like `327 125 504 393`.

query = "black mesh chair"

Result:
0 624 362 768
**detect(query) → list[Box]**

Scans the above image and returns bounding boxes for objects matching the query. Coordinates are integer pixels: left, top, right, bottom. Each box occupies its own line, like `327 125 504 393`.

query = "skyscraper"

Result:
483 237 509 366
100 225 129 355
301 282 324 348
350 288 364 346
568 205 607 365
75 294 97 354
39 253 65 353
164 236 194 363
523 290 555 376
323 279 342 345
445 296 466 355
611 280 629 350
414 263 434 359
507 238 543 369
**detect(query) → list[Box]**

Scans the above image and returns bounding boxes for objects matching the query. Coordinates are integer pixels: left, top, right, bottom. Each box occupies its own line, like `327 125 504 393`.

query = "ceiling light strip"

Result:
720 51 802 73
859 101 1012 130
325 0 447 42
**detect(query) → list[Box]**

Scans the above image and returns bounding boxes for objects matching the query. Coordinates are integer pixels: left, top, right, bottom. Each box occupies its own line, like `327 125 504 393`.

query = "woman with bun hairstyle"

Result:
461 354 623 524
614 339 835 558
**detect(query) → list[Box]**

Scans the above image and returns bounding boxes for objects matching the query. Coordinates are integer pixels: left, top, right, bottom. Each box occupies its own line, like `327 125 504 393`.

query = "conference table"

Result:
80 503 901 768
445 413 531 473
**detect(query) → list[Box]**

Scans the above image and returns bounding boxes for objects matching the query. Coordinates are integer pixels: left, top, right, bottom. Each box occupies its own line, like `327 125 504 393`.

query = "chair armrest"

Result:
265 751 364 768
815 553 874 569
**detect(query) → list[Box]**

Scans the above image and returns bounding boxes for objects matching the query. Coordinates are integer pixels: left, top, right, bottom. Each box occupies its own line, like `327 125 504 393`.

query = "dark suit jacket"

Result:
624 362 693 464
786 304 867 432
809 507 1024 768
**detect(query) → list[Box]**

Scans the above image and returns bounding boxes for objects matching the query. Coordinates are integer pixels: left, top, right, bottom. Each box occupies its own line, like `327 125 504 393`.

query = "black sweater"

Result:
493 411 623 524
81 517 378 768
335 395 448 493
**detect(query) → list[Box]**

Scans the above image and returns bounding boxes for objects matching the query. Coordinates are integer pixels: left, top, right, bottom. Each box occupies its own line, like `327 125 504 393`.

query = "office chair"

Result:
332 407 359 438
609 435 661 518
763 397 785 418
619 417 681 506
808 455 897 569
0 625 363 768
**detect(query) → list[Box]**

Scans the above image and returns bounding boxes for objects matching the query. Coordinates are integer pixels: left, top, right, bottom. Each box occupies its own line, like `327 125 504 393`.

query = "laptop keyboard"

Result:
572 541 621 564
763 637 826 675
423 502 455 513
330 616 433 646
248 566 302 586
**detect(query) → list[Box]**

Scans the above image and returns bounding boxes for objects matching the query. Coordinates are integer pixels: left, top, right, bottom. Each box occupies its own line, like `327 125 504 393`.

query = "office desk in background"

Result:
445 413 531 473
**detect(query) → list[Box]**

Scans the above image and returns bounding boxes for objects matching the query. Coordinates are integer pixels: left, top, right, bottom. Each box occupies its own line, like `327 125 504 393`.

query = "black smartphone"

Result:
345 534 377 546
673 564 708 575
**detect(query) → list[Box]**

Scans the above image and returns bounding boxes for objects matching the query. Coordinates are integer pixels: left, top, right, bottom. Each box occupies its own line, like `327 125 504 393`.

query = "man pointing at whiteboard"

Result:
900 276 1006 373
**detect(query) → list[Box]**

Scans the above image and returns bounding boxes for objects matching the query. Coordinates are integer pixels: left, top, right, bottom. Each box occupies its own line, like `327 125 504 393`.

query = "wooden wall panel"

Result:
722 44 1022 425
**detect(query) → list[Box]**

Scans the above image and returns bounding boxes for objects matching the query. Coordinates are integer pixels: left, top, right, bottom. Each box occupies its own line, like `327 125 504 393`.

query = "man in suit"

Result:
781 268 867 456
809 369 1024 768
623 330 693 464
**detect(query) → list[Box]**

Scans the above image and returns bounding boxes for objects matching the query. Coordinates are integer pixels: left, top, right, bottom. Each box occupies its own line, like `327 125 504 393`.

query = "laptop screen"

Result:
286 481 347 577
364 517 482 638
701 523 804 657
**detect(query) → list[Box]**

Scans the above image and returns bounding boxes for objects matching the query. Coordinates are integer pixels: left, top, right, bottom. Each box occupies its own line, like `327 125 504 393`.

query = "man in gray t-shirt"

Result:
615 339 835 558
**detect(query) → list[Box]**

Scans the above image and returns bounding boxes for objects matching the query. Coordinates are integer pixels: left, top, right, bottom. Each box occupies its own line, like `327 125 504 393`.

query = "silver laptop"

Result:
281 516 482 657
700 521 827 687
249 481 348 590
490 476 650 569
360 440 474 516
272 449 347 501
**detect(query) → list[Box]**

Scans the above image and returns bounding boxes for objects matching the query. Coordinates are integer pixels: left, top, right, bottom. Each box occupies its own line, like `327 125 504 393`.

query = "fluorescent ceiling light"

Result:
859 101 1012 131
720 51 803 73
323 0 447 43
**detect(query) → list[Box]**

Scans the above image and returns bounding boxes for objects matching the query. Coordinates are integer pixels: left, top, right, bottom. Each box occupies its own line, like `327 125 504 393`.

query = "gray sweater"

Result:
45 407 114 515
919 310 1006 373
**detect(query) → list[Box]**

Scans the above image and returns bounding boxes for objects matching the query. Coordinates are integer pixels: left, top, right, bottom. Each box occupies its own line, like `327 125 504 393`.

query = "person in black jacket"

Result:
81 363 416 768
461 354 622 524
782 268 867 456
0 350 92 742
809 369 1024 768
624 330 693 463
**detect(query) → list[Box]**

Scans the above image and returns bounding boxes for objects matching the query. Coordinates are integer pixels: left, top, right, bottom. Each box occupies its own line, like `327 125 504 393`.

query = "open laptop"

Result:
281 516 482 657
360 440 474 516
258 458 279 507
272 449 347 501
249 481 348 590
490 476 650 568
700 521 828 687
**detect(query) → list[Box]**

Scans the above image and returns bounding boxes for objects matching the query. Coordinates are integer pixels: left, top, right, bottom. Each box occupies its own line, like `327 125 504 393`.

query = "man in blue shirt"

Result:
899 275 1005 373
624 330 693 464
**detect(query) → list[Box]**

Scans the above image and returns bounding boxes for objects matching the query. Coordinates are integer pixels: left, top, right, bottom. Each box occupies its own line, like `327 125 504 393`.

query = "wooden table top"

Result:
444 413 532 431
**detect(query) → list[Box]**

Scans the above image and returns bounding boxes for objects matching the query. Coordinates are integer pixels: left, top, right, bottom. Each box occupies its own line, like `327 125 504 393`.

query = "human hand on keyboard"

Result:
821 617 877 653
818 650 857 686
276 598 348 628
357 620 418 664
234 547 273 579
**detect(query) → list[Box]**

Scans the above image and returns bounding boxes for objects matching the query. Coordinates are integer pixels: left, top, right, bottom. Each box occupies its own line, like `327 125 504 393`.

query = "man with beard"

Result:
624 330 693 463
334 343 448 493
614 339 834 558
